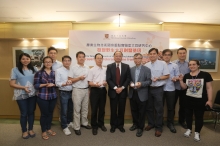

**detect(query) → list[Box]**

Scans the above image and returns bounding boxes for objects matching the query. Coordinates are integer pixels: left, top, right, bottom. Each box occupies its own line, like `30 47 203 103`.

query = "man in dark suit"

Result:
106 51 131 133
128 53 152 137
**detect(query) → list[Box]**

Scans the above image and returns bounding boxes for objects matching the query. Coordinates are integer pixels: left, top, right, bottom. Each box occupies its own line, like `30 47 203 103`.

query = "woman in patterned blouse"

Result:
9 53 37 139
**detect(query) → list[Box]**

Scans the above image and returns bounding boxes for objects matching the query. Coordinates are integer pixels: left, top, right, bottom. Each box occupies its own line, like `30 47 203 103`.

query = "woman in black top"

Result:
179 59 213 142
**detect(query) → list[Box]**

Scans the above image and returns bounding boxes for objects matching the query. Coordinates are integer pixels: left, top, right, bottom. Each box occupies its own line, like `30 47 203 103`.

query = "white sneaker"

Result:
68 122 74 128
63 127 71 136
194 132 200 142
184 129 192 137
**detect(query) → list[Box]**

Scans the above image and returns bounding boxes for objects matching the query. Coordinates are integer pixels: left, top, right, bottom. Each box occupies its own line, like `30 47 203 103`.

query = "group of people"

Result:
9 46 213 142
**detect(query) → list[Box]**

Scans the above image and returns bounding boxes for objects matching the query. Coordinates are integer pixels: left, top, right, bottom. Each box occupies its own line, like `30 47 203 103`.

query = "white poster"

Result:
69 31 169 67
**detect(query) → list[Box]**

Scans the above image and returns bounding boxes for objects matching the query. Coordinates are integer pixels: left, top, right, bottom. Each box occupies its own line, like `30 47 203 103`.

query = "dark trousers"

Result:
163 91 175 125
185 98 205 133
130 90 147 129
90 87 107 129
16 96 37 132
60 90 73 129
37 97 57 132
146 86 164 132
110 94 126 128
175 89 187 123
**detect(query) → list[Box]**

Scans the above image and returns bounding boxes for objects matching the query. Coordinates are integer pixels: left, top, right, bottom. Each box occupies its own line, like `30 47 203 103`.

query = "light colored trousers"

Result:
72 88 89 130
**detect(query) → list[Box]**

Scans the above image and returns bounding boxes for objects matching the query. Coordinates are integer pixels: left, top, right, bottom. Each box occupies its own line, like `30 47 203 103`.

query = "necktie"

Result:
116 63 120 87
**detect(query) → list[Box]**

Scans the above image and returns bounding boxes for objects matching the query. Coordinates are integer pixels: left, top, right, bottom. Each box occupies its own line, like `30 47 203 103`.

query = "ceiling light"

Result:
159 22 163 24
113 14 125 27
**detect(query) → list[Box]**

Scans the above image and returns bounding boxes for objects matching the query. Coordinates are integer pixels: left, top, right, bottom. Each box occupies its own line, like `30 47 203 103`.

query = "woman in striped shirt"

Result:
34 56 57 140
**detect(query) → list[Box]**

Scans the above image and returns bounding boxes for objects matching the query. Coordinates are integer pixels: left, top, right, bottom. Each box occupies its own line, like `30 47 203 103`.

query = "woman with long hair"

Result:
179 59 213 142
34 56 57 140
9 53 37 139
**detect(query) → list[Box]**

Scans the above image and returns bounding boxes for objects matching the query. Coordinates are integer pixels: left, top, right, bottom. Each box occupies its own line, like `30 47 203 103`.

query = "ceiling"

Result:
0 0 220 24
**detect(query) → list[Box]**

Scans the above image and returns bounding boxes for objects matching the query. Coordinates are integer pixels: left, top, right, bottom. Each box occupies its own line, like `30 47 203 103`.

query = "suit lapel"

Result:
112 63 116 83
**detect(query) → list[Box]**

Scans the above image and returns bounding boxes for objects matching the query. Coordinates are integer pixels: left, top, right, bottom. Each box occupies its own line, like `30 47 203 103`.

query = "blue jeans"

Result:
16 96 37 132
37 97 57 132
60 90 73 129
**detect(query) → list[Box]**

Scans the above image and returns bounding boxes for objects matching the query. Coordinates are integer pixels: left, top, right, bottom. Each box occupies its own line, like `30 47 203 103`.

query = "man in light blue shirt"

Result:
55 55 73 136
173 47 190 129
145 48 169 137
162 49 180 133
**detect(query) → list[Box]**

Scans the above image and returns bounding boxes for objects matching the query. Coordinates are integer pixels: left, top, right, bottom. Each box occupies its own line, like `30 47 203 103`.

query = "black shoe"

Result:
179 122 187 129
167 124 177 133
118 127 125 133
136 129 143 137
81 125 92 129
129 125 137 131
92 129 98 135
99 126 107 132
74 130 81 135
110 127 116 133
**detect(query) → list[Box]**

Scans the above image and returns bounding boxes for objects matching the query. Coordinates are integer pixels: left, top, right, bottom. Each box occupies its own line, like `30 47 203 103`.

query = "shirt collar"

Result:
177 60 187 63
76 63 86 68
151 59 158 64
94 65 103 69
136 65 142 70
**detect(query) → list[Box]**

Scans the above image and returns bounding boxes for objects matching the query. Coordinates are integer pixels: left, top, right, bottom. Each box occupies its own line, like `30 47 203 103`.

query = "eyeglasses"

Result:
134 58 142 60
44 62 53 64
163 54 171 56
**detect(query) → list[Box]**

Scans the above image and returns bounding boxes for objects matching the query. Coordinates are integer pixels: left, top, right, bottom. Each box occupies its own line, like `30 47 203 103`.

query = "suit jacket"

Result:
106 62 131 98
128 65 152 102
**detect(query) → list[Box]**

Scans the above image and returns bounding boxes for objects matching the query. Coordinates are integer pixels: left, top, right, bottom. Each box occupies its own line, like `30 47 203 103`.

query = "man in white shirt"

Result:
68 51 91 135
145 48 169 137
55 55 73 136
87 53 107 135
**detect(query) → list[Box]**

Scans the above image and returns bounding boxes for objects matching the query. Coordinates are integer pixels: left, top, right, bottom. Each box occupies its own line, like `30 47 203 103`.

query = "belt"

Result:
59 90 72 93
150 86 163 88
74 87 88 89
91 87 106 89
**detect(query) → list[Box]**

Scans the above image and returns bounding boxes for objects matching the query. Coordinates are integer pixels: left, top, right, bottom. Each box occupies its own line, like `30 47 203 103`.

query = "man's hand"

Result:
116 87 123 94
79 75 86 80
135 82 141 88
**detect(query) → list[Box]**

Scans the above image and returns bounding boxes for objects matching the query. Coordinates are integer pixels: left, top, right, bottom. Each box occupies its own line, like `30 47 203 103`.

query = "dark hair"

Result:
76 51 85 58
114 51 123 56
162 49 173 56
41 56 53 71
62 55 72 61
177 47 187 54
94 53 103 59
189 59 200 66
134 53 143 58
48 46 58 53
148 48 158 54
17 53 36 75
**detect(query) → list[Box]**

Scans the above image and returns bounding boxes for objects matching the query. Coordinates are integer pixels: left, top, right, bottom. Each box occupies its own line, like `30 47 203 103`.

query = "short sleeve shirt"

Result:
10 67 37 100
145 60 170 86
68 64 89 88
183 71 213 101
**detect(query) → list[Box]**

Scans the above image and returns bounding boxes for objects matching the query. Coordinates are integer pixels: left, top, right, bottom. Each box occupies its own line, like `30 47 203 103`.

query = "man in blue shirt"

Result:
173 47 190 129
162 49 180 133
145 48 169 137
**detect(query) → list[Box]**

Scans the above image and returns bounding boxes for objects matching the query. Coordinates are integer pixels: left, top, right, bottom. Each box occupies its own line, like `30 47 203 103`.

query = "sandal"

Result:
42 133 49 140
47 130 56 136
28 130 36 138
22 132 29 139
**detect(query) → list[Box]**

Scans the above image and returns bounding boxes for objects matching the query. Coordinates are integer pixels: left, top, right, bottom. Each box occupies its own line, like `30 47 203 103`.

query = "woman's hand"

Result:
206 100 213 108
24 87 30 93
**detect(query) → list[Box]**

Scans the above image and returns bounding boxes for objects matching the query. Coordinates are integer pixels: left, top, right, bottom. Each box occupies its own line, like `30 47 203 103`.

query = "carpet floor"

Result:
0 120 220 146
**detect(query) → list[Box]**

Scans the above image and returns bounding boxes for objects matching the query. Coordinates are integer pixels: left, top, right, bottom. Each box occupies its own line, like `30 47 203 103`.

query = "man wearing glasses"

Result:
128 53 151 137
